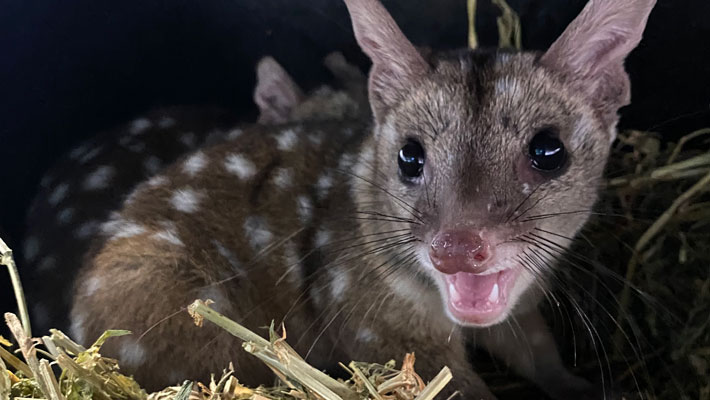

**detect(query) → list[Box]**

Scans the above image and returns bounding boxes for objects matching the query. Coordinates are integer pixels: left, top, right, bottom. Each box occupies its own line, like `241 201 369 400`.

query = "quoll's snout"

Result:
429 230 493 274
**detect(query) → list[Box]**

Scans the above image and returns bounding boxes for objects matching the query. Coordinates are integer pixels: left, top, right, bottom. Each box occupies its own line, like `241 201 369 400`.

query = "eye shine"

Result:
398 141 425 179
528 130 566 171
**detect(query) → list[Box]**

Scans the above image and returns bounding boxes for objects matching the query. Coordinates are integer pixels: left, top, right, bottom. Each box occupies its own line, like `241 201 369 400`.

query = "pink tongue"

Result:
453 272 497 301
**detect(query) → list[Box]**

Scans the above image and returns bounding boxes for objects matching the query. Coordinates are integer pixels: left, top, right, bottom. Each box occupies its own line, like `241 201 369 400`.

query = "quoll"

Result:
69 0 655 397
24 54 366 334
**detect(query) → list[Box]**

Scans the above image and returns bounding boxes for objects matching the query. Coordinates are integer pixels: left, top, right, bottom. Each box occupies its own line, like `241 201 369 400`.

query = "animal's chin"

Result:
441 267 520 327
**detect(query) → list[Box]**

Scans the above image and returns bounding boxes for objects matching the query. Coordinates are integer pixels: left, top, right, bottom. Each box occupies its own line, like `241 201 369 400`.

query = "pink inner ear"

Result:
540 0 656 121
345 0 428 78
541 0 656 81
343 0 430 118
254 57 304 124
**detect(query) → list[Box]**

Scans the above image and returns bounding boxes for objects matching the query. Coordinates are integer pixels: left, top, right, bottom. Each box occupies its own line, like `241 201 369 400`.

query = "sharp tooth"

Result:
449 283 461 303
488 283 500 303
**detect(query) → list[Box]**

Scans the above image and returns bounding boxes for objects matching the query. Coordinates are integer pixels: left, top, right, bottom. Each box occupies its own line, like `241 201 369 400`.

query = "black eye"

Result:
398 140 425 180
528 130 566 171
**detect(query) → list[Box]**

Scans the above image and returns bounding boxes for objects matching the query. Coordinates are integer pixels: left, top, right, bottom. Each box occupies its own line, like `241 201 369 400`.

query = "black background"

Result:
1 0 709 325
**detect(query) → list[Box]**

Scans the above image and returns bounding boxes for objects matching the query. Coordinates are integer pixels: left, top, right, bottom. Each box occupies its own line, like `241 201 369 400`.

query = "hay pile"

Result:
1 238 453 400
0 300 452 400
594 128 710 398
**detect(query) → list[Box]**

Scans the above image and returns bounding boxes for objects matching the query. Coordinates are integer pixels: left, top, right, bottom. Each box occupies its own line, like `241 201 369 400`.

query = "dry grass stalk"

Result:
188 300 454 400
1 237 31 336
491 0 522 50
612 128 710 350
467 0 478 49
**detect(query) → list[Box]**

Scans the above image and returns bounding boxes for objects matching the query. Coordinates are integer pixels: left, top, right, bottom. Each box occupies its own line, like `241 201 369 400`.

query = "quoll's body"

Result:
69 0 656 397
24 55 365 334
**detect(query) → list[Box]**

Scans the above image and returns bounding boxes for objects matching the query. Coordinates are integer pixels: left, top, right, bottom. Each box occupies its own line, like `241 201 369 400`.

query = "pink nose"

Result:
429 230 492 274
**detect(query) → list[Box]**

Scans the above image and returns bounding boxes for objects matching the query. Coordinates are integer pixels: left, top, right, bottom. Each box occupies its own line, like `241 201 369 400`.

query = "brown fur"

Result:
70 0 656 398
25 55 365 334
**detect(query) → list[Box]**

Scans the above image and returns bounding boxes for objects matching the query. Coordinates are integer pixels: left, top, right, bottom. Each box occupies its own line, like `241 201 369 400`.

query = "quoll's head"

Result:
344 0 656 326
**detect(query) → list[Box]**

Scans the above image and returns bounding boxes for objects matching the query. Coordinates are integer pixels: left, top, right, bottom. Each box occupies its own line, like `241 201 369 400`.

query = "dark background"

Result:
1 0 709 327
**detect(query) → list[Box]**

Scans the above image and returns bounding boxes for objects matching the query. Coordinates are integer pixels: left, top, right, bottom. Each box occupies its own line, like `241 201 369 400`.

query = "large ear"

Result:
540 0 656 125
254 56 305 124
343 0 430 120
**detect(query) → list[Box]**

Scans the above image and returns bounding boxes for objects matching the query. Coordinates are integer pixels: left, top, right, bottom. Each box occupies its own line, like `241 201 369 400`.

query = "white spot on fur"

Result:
158 116 176 128
152 228 184 246
69 144 89 160
282 241 303 286
78 146 104 164
147 175 167 187
70 313 87 345
129 118 152 135
23 236 39 262
226 128 243 140
143 156 163 175
296 195 313 224
83 276 103 297
83 165 115 190
101 216 146 240
179 132 197 148
275 128 298 151
316 173 333 200
388 277 421 303
212 240 244 275
224 154 257 180
328 267 350 299
170 188 203 213
115 222 146 239
182 151 207 177
243 216 273 249
37 256 57 272
57 208 75 225
272 168 294 189
356 327 378 343
315 229 331 248
119 340 147 367
48 183 69 206
522 183 532 195
75 221 99 239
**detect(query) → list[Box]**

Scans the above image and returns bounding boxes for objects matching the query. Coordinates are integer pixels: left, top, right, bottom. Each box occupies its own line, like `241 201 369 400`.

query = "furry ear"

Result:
541 0 656 125
343 0 430 121
254 56 305 124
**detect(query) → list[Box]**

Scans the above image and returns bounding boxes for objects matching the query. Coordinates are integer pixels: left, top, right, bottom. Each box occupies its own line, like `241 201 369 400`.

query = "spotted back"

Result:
23 54 366 334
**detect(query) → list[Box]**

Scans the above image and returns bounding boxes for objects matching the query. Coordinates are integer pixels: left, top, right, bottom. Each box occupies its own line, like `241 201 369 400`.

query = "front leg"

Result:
473 307 598 400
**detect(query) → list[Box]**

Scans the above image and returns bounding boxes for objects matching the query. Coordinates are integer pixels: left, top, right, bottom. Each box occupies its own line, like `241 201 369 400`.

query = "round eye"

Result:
528 130 566 171
398 140 425 179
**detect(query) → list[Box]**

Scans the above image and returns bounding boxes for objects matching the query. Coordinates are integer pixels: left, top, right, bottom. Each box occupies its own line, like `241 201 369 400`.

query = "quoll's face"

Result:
373 50 613 327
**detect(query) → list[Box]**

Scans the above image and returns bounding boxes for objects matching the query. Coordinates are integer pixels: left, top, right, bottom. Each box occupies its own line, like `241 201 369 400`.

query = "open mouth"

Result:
443 268 519 325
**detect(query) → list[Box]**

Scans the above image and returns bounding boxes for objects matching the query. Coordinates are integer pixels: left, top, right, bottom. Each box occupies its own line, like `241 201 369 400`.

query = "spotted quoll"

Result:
69 0 655 397
24 54 366 334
